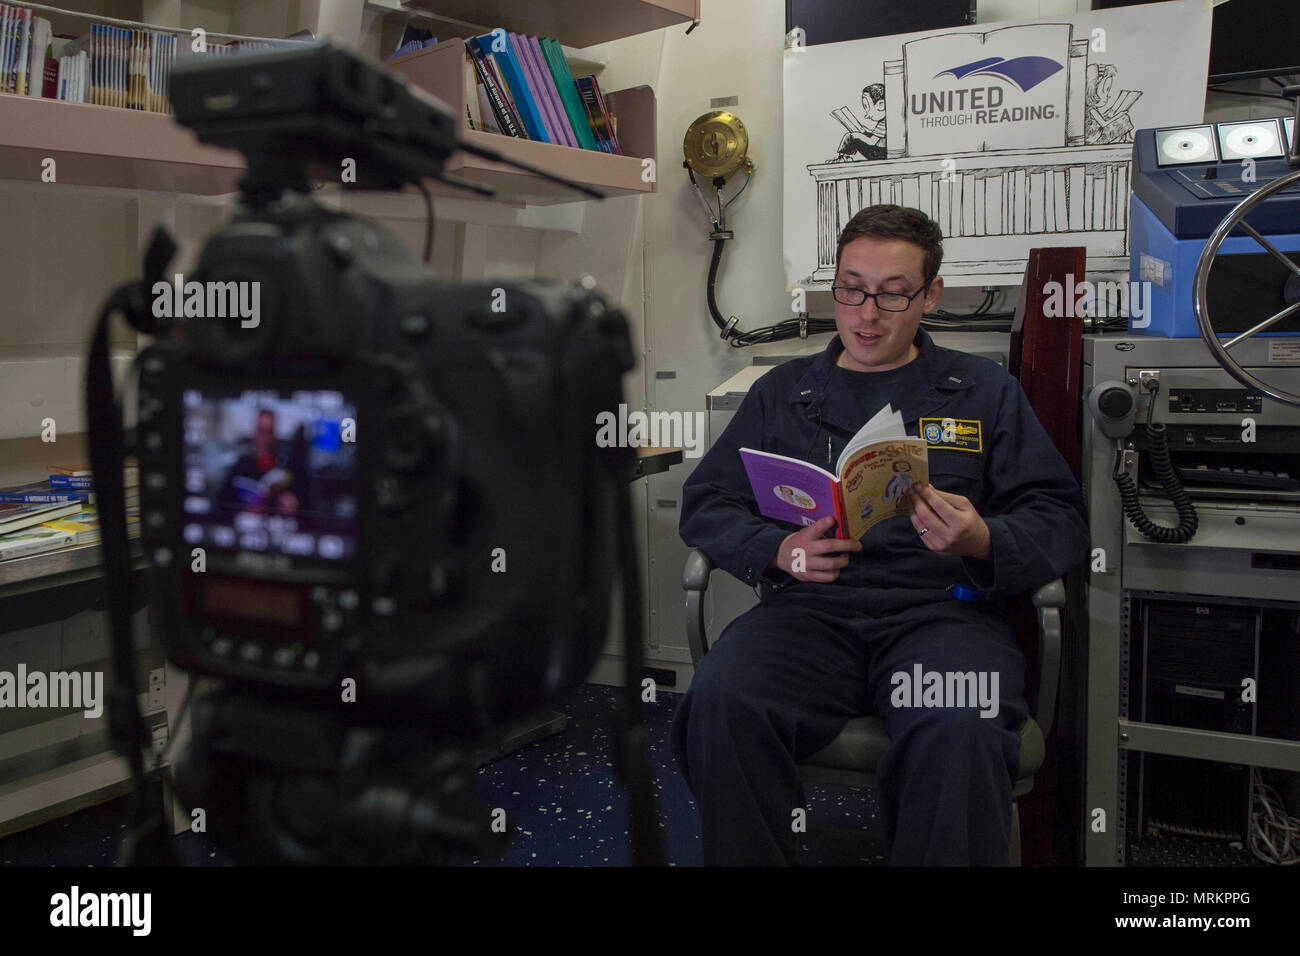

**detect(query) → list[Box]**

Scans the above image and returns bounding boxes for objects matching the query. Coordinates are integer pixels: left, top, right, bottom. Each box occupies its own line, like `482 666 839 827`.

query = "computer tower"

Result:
1136 599 1259 842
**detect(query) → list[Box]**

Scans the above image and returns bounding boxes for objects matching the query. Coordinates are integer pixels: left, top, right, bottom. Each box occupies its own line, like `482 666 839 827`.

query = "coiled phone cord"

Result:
1112 380 1198 543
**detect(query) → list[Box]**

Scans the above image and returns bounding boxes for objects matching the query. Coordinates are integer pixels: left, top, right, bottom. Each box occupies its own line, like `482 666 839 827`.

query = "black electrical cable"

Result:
706 237 729 333
1112 381 1198 543
726 315 837 346
695 164 1005 345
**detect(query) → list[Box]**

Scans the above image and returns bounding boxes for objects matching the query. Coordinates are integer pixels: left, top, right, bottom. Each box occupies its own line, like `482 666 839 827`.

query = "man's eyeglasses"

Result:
831 278 932 312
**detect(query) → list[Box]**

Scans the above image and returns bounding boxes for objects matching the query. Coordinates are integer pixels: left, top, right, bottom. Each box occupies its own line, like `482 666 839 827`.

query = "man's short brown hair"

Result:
835 204 944 283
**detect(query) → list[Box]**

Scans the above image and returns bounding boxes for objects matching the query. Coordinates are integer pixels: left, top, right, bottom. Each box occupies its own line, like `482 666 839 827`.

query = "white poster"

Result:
783 0 1212 287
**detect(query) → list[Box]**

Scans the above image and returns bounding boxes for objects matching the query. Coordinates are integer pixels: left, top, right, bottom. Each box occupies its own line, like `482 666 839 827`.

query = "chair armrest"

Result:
1030 578 1065 738
683 549 716 666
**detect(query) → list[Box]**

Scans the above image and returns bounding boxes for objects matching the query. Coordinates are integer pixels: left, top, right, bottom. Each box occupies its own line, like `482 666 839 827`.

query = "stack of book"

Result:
54 24 180 109
0 462 140 561
0 3 281 110
460 32 622 154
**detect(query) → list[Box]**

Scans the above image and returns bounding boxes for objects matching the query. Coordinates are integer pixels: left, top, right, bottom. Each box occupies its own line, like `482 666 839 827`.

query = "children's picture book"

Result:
40 507 139 546
0 526 75 561
0 479 91 504
740 405 929 540
0 499 82 535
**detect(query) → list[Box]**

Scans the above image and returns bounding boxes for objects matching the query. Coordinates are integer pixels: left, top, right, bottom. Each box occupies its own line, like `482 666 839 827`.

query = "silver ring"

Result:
918 527 929 536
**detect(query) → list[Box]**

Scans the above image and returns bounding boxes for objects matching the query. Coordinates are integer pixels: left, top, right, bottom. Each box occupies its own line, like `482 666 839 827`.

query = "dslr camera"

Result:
89 40 651 865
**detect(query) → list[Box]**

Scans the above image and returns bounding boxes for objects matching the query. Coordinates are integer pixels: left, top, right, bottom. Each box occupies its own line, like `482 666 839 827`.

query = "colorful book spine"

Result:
526 34 578 147
14 7 30 95
474 32 546 142
588 77 621 155
486 54 529 139
0 490 92 504
541 37 599 152
575 76 614 154
465 39 519 138
512 31 562 146
1 6 12 94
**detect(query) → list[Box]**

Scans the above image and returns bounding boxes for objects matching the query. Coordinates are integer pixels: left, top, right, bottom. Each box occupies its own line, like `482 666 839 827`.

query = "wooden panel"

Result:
1008 245 1086 865
1009 245 1086 470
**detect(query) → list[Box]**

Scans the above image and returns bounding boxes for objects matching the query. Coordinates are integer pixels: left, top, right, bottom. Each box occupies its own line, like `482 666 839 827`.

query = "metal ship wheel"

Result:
1192 166 1300 407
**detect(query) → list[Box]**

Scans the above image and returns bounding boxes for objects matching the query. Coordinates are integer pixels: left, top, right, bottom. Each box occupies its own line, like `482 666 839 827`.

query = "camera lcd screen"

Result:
200 577 305 627
181 388 358 563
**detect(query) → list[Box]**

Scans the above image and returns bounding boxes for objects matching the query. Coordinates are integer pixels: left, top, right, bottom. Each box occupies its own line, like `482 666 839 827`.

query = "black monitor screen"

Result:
786 0 976 46
1094 0 1300 82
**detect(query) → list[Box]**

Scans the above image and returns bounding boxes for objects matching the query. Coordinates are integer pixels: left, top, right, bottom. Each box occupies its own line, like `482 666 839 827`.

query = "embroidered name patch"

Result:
920 417 982 453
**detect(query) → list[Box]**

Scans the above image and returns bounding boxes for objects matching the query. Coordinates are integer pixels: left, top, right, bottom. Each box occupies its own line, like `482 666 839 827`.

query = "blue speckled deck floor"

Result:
0 683 886 866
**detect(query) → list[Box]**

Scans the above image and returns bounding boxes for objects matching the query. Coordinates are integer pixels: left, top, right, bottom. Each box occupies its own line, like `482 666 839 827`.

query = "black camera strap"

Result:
86 277 177 866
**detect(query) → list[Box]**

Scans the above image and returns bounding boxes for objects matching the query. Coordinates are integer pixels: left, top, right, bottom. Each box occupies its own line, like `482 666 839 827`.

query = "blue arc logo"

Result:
934 56 1063 93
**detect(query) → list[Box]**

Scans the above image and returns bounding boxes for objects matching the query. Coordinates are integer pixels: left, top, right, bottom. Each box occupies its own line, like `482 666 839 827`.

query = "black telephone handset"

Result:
1088 378 1198 543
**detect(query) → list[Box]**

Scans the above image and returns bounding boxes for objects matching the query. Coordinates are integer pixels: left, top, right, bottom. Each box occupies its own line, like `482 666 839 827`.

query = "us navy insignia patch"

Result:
920 417 982 453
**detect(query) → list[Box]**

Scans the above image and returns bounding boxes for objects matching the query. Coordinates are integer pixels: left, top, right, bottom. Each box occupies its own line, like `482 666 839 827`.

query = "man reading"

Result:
672 204 1088 865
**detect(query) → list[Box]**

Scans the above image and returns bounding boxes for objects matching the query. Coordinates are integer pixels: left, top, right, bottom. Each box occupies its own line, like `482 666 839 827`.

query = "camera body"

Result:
89 40 659 863
135 195 633 737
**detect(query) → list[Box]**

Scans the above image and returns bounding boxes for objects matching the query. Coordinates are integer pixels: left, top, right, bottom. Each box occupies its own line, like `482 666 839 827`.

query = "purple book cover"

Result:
740 448 840 530
509 32 559 145
525 34 576 147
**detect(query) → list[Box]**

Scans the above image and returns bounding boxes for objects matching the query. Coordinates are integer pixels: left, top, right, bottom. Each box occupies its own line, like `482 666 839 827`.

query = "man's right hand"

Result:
768 516 863 583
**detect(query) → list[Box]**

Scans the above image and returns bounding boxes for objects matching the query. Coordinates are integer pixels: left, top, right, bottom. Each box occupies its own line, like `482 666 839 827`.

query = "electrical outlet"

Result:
151 724 168 759
145 667 165 714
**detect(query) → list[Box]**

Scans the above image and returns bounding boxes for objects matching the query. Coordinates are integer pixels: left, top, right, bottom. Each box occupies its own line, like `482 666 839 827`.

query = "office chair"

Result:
682 549 1065 866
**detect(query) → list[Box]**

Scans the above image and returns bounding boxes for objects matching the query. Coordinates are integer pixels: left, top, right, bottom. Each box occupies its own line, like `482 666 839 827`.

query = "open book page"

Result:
831 106 865 133
1104 89 1141 118
838 437 929 540
739 448 843 531
836 404 906 475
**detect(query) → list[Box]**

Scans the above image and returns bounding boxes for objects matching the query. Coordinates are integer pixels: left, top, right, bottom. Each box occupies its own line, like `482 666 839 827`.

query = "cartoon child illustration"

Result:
859 495 874 521
833 83 887 160
774 484 797 505
1084 63 1139 145
883 460 915 502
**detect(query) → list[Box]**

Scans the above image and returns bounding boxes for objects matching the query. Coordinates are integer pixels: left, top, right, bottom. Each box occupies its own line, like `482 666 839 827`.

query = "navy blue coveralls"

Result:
672 329 1089 865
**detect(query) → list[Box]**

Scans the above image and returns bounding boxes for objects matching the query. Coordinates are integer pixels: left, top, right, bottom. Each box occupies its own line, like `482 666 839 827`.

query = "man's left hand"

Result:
906 484 993 560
